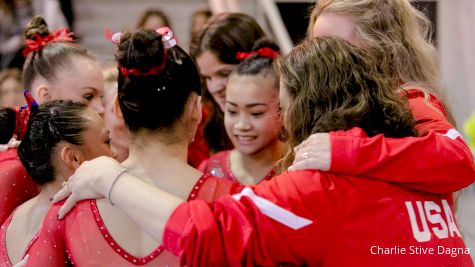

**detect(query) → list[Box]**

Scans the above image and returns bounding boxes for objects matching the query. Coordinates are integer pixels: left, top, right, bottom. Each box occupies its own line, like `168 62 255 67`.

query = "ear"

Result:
190 95 203 124
59 144 82 170
113 94 124 120
35 85 53 103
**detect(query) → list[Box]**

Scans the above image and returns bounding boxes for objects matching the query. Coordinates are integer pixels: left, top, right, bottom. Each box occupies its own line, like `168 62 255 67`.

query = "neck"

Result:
234 140 284 184
37 177 65 203
123 133 189 182
244 140 284 167
121 133 202 200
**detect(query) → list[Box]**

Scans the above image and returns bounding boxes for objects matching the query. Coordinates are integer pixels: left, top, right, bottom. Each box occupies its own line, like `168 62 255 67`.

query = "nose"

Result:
91 99 105 117
234 115 252 131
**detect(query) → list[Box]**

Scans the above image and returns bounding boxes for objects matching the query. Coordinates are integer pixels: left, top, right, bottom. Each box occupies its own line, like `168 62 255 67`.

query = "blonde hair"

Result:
277 37 417 169
309 0 439 93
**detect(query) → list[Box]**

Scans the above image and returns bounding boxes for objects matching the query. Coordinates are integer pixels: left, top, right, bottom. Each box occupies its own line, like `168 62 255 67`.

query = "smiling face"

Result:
224 74 281 155
196 51 236 112
49 57 105 116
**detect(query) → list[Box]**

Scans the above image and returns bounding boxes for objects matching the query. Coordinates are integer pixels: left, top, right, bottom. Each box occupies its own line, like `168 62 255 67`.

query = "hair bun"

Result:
116 30 165 71
24 16 50 40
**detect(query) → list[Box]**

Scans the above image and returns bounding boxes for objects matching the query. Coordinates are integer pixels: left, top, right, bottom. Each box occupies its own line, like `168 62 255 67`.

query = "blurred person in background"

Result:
136 8 171 30
0 68 25 107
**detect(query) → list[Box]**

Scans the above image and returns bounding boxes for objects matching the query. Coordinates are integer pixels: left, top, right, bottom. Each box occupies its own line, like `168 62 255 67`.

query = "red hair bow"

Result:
13 91 38 140
23 29 74 57
13 107 30 140
236 47 279 61
119 58 167 78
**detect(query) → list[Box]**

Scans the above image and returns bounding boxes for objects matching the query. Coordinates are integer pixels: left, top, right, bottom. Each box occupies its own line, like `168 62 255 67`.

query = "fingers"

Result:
58 193 78 219
8 138 21 148
294 150 317 163
288 158 322 172
51 187 70 204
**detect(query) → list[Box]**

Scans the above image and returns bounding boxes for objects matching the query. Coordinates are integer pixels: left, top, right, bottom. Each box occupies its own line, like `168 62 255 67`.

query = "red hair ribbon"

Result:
23 28 74 57
236 47 280 61
119 27 175 78
13 107 30 140
119 59 166 77
13 91 38 140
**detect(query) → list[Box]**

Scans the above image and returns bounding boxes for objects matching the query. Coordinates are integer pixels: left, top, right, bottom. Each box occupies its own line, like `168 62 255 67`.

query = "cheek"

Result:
265 112 283 135
207 78 227 93
224 115 235 133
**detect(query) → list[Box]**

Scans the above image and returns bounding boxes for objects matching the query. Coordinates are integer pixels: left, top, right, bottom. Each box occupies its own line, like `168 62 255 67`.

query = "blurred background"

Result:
0 0 474 130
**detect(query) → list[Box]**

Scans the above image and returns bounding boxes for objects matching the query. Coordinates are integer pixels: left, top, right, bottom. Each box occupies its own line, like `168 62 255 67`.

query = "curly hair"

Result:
277 37 417 169
308 0 438 91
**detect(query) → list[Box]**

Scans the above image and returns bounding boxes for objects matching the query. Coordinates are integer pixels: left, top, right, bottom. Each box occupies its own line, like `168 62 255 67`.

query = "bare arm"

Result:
53 156 184 241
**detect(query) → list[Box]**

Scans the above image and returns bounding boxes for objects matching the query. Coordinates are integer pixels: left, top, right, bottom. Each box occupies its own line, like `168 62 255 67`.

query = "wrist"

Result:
107 168 128 205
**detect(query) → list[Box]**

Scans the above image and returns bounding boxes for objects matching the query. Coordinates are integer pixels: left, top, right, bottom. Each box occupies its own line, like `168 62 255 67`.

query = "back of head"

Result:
278 37 417 149
116 29 201 139
310 0 439 90
18 100 88 185
22 16 95 91
190 12 266 65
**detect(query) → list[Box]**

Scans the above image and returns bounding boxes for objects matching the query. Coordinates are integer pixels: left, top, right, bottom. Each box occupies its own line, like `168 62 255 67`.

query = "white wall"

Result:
75 0 209 64
439 0 475 129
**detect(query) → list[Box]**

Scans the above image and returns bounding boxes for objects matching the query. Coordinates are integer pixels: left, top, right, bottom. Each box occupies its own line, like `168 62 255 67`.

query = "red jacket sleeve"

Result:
329 92 475 193
164 171 337 266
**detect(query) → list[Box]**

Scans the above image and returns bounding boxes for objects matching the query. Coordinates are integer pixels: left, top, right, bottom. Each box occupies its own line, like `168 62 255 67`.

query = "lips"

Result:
235 135 257 145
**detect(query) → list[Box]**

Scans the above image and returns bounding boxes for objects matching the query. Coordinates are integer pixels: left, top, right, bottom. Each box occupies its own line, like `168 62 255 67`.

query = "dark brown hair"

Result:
18 100 89 185
116 29 201 140
190 13 266 152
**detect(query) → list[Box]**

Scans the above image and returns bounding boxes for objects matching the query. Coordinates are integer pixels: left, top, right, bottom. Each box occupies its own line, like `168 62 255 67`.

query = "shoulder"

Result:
192 174 243 202
253 170 336 202
0 148 20 163
198 150 230 173
206 150 230 162
401 87 448 118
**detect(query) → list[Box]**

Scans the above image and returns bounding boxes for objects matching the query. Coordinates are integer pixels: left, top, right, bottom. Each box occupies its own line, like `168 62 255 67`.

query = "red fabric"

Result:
12 108 30 141
199 150 275 184
0 212 41 267
330 89 475 193
164 169 473 266
188 107 211 168
0 149 38 225
21 175 242 266
23 29 74 57
236 48 279 61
